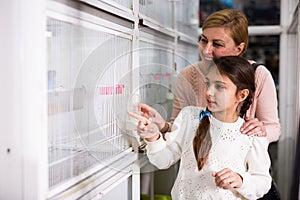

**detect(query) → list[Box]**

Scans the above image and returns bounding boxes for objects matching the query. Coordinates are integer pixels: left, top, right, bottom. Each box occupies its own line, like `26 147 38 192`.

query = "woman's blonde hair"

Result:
202 9 249 55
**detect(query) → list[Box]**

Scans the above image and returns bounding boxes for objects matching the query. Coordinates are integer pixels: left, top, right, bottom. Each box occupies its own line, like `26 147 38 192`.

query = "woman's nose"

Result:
204 43 214 55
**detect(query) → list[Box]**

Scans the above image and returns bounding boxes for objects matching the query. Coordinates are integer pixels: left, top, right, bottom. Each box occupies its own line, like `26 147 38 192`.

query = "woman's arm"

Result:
171 72 196 123
171 65 206 124
255 66 281 142
241 65 281 143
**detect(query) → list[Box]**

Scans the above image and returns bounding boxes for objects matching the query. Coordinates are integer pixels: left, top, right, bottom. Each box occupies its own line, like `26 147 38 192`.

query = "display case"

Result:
46 0 199 199
0 0 199 199
46 1 138 198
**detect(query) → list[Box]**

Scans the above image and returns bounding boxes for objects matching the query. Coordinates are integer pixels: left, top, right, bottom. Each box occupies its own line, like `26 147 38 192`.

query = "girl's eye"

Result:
205 81 210 87
215 84 225 90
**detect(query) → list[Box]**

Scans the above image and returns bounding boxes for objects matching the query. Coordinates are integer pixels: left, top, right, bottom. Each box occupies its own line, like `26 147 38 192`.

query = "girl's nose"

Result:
206 85 214 96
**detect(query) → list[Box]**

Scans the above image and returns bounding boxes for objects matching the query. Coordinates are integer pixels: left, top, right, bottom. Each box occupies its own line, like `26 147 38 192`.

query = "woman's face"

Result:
199 27 244 62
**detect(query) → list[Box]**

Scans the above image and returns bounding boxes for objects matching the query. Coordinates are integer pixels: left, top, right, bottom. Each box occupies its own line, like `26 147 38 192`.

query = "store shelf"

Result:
79 0 136 22
48 88 84 115
48 148 137 199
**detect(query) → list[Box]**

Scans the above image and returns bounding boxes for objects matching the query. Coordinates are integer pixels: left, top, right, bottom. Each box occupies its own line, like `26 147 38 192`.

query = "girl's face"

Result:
205 67 246 122
199 27 245 62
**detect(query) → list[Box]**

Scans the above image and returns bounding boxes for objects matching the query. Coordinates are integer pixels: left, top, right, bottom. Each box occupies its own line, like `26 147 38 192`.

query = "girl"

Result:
129 56 272 199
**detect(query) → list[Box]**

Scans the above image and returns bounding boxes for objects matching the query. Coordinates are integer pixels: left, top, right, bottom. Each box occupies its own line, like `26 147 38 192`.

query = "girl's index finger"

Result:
128 111 150 124
138 103 153 112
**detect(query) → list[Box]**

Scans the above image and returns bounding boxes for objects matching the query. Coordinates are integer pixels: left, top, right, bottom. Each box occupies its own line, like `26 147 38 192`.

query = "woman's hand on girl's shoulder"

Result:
240 117 267 137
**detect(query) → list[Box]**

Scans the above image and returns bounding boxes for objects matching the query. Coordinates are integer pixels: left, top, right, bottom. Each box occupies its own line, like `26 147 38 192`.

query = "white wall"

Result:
0 0 48 199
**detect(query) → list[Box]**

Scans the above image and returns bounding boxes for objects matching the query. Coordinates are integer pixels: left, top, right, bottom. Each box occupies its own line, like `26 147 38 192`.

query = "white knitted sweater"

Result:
146 106 272 200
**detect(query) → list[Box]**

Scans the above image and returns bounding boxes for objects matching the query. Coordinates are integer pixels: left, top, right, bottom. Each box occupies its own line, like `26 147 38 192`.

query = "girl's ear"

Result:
237 89 249 102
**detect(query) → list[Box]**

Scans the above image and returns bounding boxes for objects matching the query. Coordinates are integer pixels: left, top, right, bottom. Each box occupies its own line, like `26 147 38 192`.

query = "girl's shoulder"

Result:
181 106 206 112
180 106 206 119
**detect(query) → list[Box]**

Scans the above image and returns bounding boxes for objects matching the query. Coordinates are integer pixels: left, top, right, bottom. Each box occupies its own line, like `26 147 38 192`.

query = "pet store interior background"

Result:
1 0 300 199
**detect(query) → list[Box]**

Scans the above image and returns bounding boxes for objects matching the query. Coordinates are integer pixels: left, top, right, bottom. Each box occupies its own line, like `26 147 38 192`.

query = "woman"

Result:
139 9 280 143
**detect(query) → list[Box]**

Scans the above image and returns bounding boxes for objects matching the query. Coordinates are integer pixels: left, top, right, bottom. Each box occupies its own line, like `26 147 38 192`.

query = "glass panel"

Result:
176 0 199 38
47 18 132 189
139 41 175 120
109 0 132 8
176 42 199 72
137 41 199 121
199 0 280 26
139 0 173 28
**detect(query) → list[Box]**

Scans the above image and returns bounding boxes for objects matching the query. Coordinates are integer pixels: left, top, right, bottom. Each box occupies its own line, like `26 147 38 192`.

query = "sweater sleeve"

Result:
146 107 194 169
253 66 281 143
234 137 272 199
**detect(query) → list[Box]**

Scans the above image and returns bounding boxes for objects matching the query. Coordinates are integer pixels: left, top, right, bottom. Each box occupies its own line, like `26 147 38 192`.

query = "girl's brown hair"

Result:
202 9 249 56
193 56 255 170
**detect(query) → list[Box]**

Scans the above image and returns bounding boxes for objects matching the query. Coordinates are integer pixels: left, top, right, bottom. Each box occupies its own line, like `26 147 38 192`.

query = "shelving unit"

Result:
0 0 199 199
46 0 199 199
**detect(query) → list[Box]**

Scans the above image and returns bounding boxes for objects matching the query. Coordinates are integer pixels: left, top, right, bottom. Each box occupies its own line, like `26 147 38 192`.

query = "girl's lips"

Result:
207 98 217 107
207 102 213 107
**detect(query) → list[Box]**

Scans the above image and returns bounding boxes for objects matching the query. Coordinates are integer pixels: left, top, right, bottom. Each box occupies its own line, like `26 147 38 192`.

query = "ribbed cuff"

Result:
145 134 166 153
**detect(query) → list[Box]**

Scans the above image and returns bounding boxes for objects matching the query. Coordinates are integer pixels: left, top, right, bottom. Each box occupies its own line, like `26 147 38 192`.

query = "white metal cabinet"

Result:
0 0 199 199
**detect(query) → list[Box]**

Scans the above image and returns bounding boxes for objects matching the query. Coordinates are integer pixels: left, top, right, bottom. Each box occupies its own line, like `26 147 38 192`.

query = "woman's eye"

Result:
200 38 208 44
213 42 224 48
